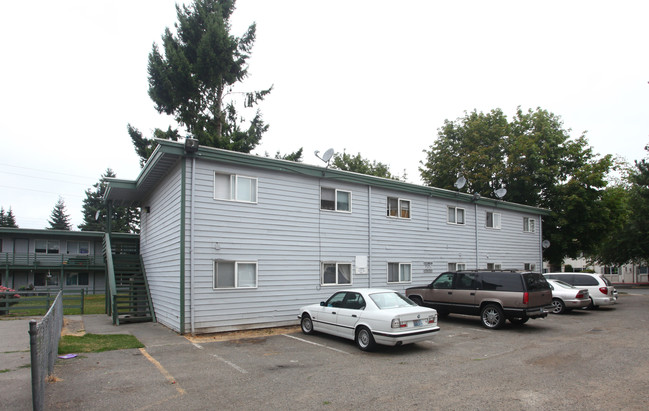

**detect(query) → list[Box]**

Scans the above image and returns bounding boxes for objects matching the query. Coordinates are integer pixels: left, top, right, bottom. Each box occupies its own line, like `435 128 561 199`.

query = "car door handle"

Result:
447 291 452 295
470 293 475 296
352 315 357 318
332 312 336 315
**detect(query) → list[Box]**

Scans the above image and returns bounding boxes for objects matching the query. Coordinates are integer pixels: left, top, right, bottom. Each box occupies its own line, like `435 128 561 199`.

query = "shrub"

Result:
0 285 21 313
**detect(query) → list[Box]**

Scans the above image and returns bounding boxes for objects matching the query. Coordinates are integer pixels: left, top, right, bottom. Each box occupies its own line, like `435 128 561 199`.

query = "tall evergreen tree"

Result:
0 207 19 227
129 0 271 166
79 169 140 233
47 197 72 230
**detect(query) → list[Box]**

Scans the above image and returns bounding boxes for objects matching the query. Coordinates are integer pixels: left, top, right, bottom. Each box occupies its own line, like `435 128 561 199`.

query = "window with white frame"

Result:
66 272 89 286
524 263 536 271
321 262 352 285
487 263 502 270
67 241 89 254
387 262 412 283
35 240 60 254
214 261 258 289
321 187 351 212
447 206 465 225
214 173 258 203
387 197 410 218
448 262 466 271
486 212 501 229
523 217 535 233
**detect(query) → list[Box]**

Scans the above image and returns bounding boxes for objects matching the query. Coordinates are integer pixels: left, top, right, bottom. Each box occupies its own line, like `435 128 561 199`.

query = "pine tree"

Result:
79 169 140 233
0 207 19 228
129 0 272 166
47 197 72 230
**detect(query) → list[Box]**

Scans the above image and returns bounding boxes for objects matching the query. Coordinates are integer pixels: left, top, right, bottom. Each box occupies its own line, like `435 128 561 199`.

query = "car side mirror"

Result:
320 301 325 306
428 283 435 289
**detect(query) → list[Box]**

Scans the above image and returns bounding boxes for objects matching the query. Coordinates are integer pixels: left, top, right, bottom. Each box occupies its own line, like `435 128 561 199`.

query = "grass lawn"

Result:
2 293 106 317
59 333 144 354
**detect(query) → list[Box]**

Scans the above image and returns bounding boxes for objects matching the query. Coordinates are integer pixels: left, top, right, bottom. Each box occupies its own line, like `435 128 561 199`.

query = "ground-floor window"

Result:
66 272 89 286
487 263 502 270
524 263 536 271
213 261 257 289
322 263 352 285
448 262 466 271
387 263 411 283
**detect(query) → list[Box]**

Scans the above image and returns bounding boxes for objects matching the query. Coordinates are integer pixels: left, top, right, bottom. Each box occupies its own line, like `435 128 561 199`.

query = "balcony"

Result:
0 252 106 270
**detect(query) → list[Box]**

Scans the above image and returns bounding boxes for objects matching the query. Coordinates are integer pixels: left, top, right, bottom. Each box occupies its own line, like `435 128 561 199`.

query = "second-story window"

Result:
486 212 501 229
447 206 465 225
523 217 535 233
214 173 258 203
321 188 351 212
387 197 410 218
35 240 60 254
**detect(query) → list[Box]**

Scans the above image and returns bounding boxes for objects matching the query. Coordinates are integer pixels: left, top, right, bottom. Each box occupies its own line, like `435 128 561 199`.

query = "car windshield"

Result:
369 292 416 309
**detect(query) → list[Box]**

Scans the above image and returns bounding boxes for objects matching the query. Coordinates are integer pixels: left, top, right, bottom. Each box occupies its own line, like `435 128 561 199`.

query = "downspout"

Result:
368 186 372 288
474 202 479 269
190 157 196 335
179 158 186 334
539 216 544 272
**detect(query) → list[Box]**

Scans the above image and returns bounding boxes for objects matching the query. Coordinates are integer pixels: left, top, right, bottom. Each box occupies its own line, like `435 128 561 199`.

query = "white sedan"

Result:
298 288 440 351
547 279 590 314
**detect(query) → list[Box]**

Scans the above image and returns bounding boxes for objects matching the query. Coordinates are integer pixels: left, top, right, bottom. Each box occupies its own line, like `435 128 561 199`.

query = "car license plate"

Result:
413 319 422 327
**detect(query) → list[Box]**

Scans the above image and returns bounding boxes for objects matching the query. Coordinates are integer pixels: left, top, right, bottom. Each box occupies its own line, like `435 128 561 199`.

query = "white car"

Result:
544 273 615 308
298 288 440 351
546 279 590 314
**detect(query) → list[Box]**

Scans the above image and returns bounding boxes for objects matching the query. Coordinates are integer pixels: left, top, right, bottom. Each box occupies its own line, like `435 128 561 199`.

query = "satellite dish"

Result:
315 148 335 165
322 148 334 162
94 210 101 221
494 187 507 199
454 176 466 190
542 240 551 249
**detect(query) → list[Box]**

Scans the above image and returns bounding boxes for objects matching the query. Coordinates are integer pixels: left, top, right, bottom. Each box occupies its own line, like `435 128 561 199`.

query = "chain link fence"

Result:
29 290 63 411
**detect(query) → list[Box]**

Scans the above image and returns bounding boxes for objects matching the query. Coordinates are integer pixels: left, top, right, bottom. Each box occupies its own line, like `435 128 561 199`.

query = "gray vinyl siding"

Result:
140 160 183 333
139 154 544 334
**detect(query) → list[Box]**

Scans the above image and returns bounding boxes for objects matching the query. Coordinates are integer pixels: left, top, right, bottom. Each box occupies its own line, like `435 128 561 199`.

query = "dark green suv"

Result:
405 270 552 329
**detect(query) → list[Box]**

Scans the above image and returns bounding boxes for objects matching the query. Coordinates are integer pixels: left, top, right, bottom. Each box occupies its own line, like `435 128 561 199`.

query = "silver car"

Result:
546 279 590 314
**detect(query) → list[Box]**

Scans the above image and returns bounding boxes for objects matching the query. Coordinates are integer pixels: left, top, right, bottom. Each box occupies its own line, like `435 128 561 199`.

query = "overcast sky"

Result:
1 0 647 229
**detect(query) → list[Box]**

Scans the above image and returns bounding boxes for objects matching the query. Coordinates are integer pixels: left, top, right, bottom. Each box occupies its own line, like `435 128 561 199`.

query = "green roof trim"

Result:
0 227 138 239
106 139 550 216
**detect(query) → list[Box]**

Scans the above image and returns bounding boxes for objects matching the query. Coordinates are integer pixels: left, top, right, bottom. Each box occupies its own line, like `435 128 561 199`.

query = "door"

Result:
336 292 365 340
452 272 479 314
315 292 345 334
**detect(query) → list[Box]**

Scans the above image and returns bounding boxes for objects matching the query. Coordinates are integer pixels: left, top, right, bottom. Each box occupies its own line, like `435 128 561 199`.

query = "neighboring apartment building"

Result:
0 228 138 294
104 139 550 335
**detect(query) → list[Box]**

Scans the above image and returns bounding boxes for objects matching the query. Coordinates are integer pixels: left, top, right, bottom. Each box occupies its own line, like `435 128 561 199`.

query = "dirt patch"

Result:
60 318 86 337
185 325 300 343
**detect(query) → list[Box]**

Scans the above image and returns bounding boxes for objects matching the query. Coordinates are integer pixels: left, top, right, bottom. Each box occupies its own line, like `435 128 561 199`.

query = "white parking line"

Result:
282 334 351 355
192 342 248 374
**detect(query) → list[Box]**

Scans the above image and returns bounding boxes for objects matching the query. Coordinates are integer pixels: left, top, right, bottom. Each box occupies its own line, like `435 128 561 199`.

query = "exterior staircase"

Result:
104 234 155 325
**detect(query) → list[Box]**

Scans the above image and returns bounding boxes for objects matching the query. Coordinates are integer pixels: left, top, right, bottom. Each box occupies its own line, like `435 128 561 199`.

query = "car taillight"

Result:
428 314 437 324
599 287 608 295
576 291 585 298
523 292 529 305
391 318 407 328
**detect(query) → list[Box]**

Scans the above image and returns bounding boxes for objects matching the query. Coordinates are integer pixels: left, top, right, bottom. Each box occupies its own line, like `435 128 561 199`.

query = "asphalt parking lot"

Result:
3 290 648 410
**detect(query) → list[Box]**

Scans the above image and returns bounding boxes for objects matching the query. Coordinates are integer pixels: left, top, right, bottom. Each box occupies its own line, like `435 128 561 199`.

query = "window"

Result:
321 263 352 285
321 188 351 212
214 261 257 289
523 217 535 233
35 240 60 254
447 207 465 225
432 272 454 289
486 263 502 270
387 263 411 283
387 197 410 218
214 173 257 203
486 212 501 229
524 263 536 271
448 262 466 271
34 272 58 286
66 272 89 286
455 272 477 289
481 273 524 292
67 241 89 254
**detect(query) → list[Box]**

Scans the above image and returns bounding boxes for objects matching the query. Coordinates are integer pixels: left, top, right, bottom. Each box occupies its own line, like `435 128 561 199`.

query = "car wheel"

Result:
300 314 314 335
551 298 566 314
480 304 505 329
587 298 598 309
355 326 376 351
409 295 423 306
509 317 529 325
